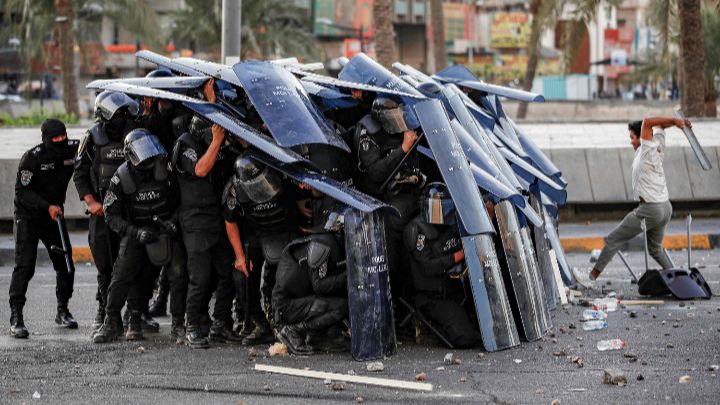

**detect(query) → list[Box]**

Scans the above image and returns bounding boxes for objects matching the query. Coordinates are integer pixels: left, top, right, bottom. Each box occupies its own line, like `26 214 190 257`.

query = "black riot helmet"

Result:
371 97 409 134
145 68 175 78
189 114 213 144
94 91 140 122
420 182 457 225
124 128 166 168
234 155 282 203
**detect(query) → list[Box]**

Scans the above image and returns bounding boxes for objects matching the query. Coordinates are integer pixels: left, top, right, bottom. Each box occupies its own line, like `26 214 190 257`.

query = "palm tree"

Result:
430 0 446 72
169 0 317 61
677 0 706 116
701 2 719 116
373 0 397 69
2 0 160 116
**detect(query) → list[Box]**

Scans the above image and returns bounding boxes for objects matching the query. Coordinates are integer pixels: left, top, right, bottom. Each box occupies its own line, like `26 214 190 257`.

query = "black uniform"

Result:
74 120 135 321
173 132 235 332
403 215 482 348
272 233 347 331
223 171 301 324
10 139 79 311
354 114 424 314
101 160 178 323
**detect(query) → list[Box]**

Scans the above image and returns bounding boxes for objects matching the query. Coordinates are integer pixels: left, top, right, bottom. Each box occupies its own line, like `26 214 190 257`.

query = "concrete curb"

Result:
560 232 719 253
0 232 717 266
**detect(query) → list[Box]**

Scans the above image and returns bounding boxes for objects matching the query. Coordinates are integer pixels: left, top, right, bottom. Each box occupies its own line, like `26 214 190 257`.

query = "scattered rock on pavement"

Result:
552 350 566 357
513 359 522 364
637 374 645 381
366 361 384 372
136 346 145 353
629 311 637 318
356 397 364 403
623 352 639 362
570 356 584 368
709 365 719 372
415 372 427 381
331 382 345 391
268 342 288 356
679 375 691 384
551 400 560 405
603 368 627 386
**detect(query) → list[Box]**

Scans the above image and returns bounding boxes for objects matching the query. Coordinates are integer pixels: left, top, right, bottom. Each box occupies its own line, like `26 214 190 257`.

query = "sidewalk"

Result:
0 217 717 265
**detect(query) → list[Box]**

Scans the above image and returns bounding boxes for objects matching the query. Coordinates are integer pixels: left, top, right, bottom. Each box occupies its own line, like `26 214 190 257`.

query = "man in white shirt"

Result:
588 116 691 281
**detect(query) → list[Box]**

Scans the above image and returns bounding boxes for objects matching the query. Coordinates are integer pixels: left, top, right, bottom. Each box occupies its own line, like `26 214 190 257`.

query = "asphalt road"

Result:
1 250 719 404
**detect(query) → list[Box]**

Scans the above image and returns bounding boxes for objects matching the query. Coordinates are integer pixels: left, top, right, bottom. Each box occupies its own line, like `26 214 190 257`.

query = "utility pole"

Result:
221 0 242 65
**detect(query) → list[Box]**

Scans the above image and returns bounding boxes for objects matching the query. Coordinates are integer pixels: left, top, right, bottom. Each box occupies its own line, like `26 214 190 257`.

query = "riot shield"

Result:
339 53 422 97
233 61 350 151
494 200 551 341
135 50 204 76
530 192 560 309
87 76 208 92
461 233 521 351
344 209 396 361
433 64 545 102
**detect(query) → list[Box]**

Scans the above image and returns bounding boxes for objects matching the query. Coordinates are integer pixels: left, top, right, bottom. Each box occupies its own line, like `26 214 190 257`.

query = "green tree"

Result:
169 0 317 61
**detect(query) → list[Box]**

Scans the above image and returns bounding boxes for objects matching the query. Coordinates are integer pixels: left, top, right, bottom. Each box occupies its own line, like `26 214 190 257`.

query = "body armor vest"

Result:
90 123 126 193
411 218 463 296
116 161 172 226
172 133 219 208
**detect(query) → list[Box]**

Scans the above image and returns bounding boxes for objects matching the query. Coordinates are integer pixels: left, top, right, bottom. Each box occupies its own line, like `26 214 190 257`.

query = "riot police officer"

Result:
403 183 482 349
93 129 179 343
273 230 348 355
74 91 139 332
223 156 302 346
354 97 425 330
9 119 79 338
173 116 239 349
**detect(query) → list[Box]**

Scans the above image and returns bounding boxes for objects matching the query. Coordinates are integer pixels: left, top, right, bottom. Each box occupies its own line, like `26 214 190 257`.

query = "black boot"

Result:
126 310 144 341
55 306 78 329
186 326 209 349
210 320 244 343
278 323 313 355
242 314 276 346
92 315 123 343
91 306 105 334
10 306 29 339
200 313 212 338
306 327 347 353
170 315 186 343
141 312 160 333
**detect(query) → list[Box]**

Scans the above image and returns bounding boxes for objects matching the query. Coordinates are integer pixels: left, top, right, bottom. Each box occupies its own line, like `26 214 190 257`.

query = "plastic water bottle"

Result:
582 309 608 320
593 298 618 312
597 339 625 351
582 320 608 331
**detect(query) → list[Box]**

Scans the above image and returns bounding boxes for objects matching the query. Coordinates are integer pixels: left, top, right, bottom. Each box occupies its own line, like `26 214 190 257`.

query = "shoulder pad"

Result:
89 123 109 146
170 132 193 172
403 219 420 250
358 114 381 135
153 157 168 181
30 144 43 156
414 216 439 239
306 239 331 270
116 162 136 194
77 134 90 159
281 236 313 262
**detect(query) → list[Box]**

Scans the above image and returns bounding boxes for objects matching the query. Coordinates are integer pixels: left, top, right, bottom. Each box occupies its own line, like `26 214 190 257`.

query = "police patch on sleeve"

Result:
20 170 33 186
416 234 426 251
360 138 370 152
103 190 117 208
111 175 120 185
183 148 198 162
318 262 328 279
227 197 236 210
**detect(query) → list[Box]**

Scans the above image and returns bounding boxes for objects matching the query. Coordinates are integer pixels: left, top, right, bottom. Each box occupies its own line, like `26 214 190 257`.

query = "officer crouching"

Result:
403 183 482 349
93 129 179 343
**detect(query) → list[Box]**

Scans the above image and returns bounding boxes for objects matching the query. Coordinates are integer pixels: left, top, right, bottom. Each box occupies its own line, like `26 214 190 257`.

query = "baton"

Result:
379 132 425 193
57 215 75 277
674 110 712 170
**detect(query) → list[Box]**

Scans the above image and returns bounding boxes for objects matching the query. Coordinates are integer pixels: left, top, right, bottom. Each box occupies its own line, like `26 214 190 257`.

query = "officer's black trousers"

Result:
166 238 188 319
419 298 482 349
278 296 347 331
105 237 159 317
9 216 74 309
88 215 119 312
184 232 234 328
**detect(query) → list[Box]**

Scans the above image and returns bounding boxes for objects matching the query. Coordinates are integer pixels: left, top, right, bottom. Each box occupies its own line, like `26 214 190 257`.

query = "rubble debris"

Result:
552 350 567 357
32 392 41 399
666 343 675 349
331 382 345 391
135 346 146 353
570 356 584 368
568 388 586 392
513 359 522 364
679 375 691 384
356 397 364 403
459 377 467 383
629 311 638 318
366 361 384 372
624 352 639 362
551 400 560 405
603 368 627 386
415 372 427 381
709 365 719 372
268 342 288 356
247 347 259 357
636 374 645 381
263 385 271 391
444 353 461 365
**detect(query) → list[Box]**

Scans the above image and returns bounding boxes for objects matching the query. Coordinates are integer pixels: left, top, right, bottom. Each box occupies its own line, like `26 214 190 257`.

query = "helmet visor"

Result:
422 194 456 225
127 135 166 166
240 167 282 203
99 92 139 121
377 107 409 134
